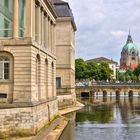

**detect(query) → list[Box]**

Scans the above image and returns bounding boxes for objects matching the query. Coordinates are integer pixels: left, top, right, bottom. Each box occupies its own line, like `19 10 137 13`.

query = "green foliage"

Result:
134 64 140 78
75 59 112 81
117 69 138 82
75 58 87 80
98 62 112 81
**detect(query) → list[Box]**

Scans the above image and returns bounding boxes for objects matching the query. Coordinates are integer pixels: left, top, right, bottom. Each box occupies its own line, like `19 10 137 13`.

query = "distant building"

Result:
120 34 139 71
86 57 118 79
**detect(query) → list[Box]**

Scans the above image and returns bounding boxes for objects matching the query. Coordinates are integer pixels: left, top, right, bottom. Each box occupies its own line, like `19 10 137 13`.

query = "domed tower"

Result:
120 34 139 71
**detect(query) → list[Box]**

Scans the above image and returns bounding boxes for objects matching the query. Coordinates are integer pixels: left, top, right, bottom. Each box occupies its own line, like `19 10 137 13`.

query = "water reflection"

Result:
59 97 140 140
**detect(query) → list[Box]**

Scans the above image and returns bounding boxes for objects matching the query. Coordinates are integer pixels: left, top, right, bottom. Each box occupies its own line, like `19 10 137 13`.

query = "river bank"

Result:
10 101 84 140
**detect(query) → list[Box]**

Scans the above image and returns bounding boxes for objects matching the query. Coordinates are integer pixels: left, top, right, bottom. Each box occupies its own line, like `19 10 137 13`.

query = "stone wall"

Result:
57 94 76 109
0 99 58 138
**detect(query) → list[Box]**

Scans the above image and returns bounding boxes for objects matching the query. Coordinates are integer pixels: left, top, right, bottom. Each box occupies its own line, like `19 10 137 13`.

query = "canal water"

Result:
59 97 140 140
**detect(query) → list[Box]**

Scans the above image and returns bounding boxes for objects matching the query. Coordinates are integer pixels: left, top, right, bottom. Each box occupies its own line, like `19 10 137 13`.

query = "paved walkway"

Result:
59 101 85 115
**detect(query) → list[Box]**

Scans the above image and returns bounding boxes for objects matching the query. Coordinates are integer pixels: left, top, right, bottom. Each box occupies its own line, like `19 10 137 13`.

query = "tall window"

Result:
36 55 40 100
56 77 61 88
4 19 10 37
0 56 10 80
45 59 48 98
52 62 54 96
35 5 38 41
0 0 13 37
4 0 9 9
19 0 25 37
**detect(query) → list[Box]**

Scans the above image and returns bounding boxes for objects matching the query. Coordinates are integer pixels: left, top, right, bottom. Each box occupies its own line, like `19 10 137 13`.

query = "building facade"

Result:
0 0 58 136
120 34 139 71
52 0 77 108
86 57 118 79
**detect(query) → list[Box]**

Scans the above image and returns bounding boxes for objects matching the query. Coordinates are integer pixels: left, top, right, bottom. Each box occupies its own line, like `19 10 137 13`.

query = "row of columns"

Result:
90 92 140 97
13 0 56 54
33 0 56 53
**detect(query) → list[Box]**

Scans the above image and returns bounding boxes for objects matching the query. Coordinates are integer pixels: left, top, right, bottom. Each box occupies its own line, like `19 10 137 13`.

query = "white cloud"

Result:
111 30 127 39
65 0 140 62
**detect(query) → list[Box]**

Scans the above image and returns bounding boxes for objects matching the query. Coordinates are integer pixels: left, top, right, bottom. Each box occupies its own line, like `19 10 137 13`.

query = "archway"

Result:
116 90 120 97
81 92 90 97
116 90 120 100
129 90 133 98
103 90 107 97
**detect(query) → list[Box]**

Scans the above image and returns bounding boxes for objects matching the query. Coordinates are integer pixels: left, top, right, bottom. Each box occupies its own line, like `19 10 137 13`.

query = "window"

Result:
0 56 10 80
0 0 13 37
4 0 9 9
19 0 25 37
4 19 10 37
132 57 135 61
0 93 7 98
56 77 61 88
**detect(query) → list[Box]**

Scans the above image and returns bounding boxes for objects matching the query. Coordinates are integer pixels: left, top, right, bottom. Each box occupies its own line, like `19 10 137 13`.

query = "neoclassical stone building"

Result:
52 0 77 108
120 34 139 71
0 0 58 136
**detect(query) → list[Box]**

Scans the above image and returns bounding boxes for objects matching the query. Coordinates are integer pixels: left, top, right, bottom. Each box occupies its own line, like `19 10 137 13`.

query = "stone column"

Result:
25 0 34 38
13 0 19 38
44 13 47 48
38 5 41 45
52 23 55 53
48 19 51 51
46 16 49 49
41 8 44 46
51 22 53 52
53 24 56 54
32 0 35 40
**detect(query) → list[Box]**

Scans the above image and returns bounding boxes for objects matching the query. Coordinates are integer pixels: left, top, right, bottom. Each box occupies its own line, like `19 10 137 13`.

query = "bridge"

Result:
76 84 140 97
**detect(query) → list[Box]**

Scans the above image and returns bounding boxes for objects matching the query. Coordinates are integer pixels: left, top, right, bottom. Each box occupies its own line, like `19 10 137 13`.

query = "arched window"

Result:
36 54 40 100
52 62 54 96
45 59 48 98
0 56 10 80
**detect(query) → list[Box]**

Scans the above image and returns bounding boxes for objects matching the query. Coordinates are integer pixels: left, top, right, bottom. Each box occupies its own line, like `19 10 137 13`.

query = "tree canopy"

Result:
75 59 112 81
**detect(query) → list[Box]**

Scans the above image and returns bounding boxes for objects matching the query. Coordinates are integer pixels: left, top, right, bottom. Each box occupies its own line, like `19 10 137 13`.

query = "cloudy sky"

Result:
65 0 140 63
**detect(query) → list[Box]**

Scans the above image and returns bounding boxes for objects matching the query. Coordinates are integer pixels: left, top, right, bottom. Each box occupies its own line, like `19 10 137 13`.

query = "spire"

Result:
126 30 133 44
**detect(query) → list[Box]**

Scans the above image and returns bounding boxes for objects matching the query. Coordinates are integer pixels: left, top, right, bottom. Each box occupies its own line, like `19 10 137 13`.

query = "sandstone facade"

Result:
0 0 58 136
52 0 77 108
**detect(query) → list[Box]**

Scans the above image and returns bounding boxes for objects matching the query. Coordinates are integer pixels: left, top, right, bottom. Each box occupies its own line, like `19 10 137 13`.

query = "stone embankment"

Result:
11 101 84 140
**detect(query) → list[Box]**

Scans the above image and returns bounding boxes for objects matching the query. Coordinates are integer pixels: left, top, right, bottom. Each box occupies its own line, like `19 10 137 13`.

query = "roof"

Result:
51 0 77 30
86 57 118 64
51 0 73 17
51 0 68 4
122 34 139 54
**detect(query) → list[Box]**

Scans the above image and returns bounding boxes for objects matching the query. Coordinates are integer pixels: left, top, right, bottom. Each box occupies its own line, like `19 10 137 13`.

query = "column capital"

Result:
36 0 40 6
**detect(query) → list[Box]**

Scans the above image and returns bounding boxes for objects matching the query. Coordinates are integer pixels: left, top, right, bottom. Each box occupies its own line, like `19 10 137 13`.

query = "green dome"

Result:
122 34 139 54
123 43 138 53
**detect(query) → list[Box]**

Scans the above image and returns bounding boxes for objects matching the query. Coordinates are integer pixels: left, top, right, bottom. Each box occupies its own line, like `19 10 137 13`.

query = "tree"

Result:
134 64 140 79
98 62 112 81
75 59 113 81
75 58 87 80
85 62 99 80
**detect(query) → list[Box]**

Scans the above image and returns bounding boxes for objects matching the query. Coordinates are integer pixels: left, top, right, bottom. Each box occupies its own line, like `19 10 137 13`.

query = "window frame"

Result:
0 57 10 81
56 77 61 89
